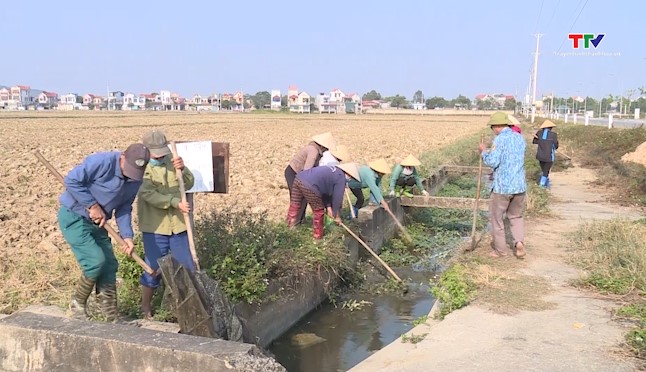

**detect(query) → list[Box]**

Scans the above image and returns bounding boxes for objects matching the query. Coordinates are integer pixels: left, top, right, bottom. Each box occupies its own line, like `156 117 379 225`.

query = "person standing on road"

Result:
285 132 337 224
287 163 361 239
138 131 195 319
58 143 150 320
532 120 559 188
479 112 527 259
387 154 429 197
347 158 392 217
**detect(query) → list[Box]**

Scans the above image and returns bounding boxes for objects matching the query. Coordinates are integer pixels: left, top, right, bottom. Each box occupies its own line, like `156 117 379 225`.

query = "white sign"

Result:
173 141 214 193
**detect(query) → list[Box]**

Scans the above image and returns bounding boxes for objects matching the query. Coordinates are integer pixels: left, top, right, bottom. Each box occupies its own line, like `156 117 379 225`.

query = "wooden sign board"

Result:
174 141 229 194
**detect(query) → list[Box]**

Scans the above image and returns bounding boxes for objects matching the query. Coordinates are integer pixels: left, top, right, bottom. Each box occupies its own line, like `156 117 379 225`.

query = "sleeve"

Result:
138 167 180 210
331 179 345 216
532 131 539 144
182 167 195 190
389 164 403 191
413 168 425 190
64 154 102 208
482 137 502 169
366 174 384 204
303 146 320 170
553 133 559 150
114 190 137 239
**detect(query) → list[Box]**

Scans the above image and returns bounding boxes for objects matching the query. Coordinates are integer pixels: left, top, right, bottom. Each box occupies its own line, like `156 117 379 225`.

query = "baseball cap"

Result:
123 143 150 181
142 130 172 158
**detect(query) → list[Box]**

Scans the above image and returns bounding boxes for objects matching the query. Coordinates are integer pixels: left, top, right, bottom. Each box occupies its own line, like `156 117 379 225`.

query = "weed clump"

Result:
430 264 476 319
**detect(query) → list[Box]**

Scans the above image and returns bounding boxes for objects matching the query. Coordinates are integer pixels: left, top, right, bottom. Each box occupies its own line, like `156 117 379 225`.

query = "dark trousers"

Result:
351 187 365 209
285 165 308 223
396 177 416 187
539 161 553 177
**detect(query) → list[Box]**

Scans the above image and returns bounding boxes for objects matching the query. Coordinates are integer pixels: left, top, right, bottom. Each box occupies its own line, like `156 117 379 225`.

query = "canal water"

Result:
269 270 434 372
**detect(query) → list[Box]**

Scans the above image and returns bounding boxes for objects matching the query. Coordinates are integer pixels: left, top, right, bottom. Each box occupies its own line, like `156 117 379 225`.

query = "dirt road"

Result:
351 165 643 372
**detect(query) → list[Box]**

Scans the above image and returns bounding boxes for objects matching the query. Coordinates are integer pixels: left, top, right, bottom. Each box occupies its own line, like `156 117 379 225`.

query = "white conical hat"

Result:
312 132 336 150
337 162 360 181
330 145 351 162
540 120 556 129
400 154 421 167
508 115 520 125
368 158 390 174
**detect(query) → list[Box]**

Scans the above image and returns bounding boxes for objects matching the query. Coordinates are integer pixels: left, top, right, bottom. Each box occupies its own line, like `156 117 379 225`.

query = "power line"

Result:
546 0 561 29
535 0 545 33
556 0 590 53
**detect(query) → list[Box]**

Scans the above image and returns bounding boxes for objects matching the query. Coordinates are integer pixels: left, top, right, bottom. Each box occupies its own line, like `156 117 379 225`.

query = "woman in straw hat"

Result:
285 132 337 224
532 120 559 188
287 162 361 239
347 158 392 217
388 154 429 197
319 144 351 167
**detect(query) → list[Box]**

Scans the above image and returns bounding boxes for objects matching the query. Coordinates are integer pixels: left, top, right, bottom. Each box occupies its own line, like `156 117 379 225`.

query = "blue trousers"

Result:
140 231 195 288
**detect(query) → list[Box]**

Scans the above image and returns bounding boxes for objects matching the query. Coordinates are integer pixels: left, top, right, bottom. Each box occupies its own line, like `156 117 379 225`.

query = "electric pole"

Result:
531 33 544 123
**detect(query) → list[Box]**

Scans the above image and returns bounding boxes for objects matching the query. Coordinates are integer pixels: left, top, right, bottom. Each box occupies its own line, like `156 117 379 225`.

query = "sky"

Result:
1 0 644 100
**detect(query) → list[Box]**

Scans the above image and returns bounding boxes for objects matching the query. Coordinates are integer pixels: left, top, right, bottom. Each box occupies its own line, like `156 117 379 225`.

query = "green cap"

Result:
487 112 510 126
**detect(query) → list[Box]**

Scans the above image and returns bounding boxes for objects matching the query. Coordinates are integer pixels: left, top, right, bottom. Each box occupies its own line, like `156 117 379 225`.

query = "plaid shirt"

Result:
482 127 527 195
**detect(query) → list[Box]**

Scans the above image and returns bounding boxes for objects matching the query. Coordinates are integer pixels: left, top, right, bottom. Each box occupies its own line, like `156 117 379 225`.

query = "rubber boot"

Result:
402 188 414 198
141 286 155 319
96 283 118 322
286 203 301 228
69 275 96 319
312 209 325 239
545 177 551 189
539 176 547 187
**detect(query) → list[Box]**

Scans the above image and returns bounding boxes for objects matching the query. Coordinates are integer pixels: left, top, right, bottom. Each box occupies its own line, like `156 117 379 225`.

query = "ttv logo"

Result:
568 34 605 49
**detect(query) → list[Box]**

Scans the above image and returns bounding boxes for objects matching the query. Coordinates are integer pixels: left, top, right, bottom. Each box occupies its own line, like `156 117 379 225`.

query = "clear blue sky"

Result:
1 0 643 100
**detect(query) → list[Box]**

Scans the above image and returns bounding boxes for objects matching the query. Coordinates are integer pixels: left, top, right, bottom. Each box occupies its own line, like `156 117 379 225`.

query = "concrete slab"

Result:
0 310 285 372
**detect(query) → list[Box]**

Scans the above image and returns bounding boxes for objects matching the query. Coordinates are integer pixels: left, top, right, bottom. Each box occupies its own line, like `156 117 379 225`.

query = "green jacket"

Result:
389 164 424 191
137 160 195 235
347 165 384 203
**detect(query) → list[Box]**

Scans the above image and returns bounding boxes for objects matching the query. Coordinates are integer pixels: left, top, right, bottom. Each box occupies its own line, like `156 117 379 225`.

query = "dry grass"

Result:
0 111 486 313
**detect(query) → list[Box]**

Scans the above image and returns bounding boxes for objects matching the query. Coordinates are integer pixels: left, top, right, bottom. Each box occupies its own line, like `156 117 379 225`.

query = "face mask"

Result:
149 156 166 166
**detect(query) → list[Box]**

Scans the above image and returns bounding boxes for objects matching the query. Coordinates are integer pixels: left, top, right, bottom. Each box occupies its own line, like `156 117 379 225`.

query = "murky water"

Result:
269 271 434 372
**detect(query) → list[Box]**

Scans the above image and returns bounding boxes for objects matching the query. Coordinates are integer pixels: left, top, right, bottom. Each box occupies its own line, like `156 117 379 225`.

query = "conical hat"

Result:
400 154 421 167
487 111 510 126
312 132 336 150
368 158 390 174
508 115 520 125
330 145 351 162
540 120 556 129
337 162 360 181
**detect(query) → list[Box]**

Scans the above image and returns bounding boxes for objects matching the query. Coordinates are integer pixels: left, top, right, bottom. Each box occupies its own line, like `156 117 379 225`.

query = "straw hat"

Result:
330 145 351 162
312 132 336 150
368 158 390 174
400 154 421 167
337 162 360 181
508 115 520 125
540 120 556 129
487 111 510 126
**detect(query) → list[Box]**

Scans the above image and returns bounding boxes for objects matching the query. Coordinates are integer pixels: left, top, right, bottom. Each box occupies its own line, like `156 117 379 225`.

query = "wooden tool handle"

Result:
469 133 485 250
169 142 200 271
34 150 155 275
339 222 402 282
345 188 356 219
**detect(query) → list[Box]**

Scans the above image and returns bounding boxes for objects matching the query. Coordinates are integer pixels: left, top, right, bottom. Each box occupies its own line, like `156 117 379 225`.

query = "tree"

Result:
281 95 288 107
503 97 516 110
387 95 408 109
251 91 271 110
362 90 382 101
221 100 231 110
425 96 448 109
413 90 424 103
477 97 497 110
451 94 472 109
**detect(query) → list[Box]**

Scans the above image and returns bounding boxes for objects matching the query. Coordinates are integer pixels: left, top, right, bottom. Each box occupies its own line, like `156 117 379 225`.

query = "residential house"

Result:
207 93 221 111
232 91 244 111
10 85 32 109
289 90 311 114
411 102 425 110
315 92 336 114
37 92 58 109
344 92 362 114
58 94 78 111
123 93 145 110
92 96 105 109
82 94 96 107
189 94 211 111
270 90 281 110
0 88 10 109
361 100 381 110
107 91 124 110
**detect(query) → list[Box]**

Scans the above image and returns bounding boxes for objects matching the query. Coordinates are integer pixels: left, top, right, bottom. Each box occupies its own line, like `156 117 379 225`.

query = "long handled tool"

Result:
385 207 413 244
169 142 201 272
345 188 356 219
34 150 155 275
467 133 485 252
339 221 402 282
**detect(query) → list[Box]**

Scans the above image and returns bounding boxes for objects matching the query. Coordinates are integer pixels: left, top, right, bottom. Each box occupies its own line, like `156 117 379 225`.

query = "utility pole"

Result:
550 91 554 117
531 33 544 123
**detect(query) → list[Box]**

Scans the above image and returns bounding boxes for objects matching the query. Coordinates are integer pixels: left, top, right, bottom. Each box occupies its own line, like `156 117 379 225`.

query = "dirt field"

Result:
0 111 486 313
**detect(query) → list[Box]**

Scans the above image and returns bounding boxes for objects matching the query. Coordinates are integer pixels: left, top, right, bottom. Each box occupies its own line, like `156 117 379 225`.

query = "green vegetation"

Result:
570 219 646 360
401 332 428 344
429 264 476 319
412 314 428 326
